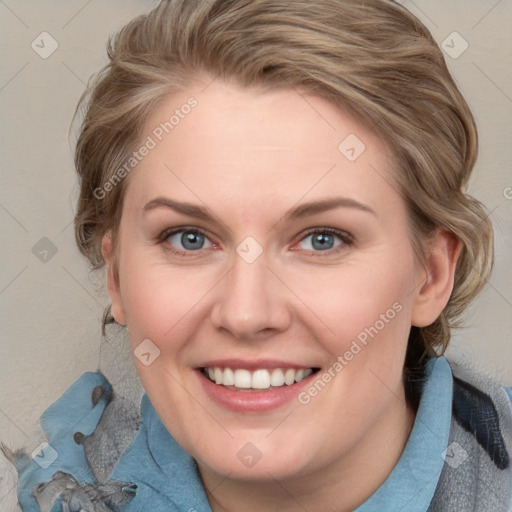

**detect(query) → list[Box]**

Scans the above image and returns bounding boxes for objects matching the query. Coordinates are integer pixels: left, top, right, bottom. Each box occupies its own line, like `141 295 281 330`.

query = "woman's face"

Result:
106 78 426 482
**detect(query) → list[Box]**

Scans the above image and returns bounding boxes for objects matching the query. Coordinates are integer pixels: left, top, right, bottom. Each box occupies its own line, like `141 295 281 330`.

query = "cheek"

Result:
118 251 215 348
286 250 416 420
290 250 415 354
288 256 414 447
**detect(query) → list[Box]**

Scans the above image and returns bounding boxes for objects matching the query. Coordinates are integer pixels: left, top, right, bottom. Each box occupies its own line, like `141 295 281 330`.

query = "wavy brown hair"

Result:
73 0 493 383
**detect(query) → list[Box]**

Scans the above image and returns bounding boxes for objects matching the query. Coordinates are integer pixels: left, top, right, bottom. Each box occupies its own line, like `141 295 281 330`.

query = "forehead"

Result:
124 79 399 218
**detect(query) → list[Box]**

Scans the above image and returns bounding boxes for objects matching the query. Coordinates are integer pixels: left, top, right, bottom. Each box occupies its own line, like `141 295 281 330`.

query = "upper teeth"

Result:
205 367 313 389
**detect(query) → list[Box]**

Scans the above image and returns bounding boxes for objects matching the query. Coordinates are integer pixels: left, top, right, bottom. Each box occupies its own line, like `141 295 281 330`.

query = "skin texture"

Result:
102 77 460 512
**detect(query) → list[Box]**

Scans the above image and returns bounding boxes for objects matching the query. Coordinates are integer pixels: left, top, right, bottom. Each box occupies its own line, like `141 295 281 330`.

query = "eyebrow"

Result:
144 197 212 221
143 196 376 222
283 197 376 220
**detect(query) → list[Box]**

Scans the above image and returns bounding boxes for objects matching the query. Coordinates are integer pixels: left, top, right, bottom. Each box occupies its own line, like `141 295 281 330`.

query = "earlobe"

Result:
101 234 126 326
411 230 461 328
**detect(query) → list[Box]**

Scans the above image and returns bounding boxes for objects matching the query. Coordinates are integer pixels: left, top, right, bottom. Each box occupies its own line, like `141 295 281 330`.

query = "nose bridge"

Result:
211 252 290 338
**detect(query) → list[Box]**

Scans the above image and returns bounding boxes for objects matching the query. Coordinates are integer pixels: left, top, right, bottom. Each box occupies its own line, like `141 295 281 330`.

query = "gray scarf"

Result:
429 362 512 511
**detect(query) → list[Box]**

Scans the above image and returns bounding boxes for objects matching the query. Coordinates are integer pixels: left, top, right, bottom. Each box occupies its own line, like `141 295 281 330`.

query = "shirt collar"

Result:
356 356 453 512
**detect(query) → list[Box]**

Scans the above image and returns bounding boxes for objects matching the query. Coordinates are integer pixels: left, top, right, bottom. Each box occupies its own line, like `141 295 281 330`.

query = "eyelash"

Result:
157 226 353 257
293 227 353 256
157 227 215 258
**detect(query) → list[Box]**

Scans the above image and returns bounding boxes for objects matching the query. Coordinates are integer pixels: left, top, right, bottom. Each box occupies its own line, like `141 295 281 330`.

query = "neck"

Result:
199 387 417 512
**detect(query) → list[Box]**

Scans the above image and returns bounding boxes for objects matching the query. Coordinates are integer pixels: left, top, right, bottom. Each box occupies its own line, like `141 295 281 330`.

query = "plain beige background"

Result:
1 0 511 458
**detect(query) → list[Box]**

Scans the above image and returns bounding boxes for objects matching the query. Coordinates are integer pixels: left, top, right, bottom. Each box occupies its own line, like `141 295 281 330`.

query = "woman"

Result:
11 0 511 510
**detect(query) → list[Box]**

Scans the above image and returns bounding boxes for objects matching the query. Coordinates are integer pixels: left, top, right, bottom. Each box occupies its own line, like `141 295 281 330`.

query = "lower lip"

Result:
196 369 317 413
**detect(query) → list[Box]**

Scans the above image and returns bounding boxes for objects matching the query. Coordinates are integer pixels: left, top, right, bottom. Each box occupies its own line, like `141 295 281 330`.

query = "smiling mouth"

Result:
201 367 320 392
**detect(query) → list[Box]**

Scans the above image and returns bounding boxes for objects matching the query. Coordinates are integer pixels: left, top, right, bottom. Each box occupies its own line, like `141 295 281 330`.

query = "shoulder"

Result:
13 371 140 512
11 370 212 511
450 362 511 470
429 359 512 511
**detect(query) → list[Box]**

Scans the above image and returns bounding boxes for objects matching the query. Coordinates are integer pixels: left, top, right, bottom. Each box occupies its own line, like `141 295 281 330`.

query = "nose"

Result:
210 253 292 341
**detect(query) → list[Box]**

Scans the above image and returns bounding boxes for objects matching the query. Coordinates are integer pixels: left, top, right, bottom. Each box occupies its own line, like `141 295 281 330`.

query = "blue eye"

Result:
298 229 348 252
159 227 350 256
165 229 213 251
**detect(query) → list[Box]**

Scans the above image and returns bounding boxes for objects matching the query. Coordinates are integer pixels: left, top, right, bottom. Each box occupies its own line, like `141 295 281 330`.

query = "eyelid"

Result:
158 226 217 256
157 226 210 243
157 226 353 256
291 227 354 253
300 227 353 243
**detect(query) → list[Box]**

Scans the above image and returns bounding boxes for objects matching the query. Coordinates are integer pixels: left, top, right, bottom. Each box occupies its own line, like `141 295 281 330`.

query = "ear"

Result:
101 234 126 326
411 230 461 328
